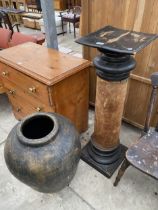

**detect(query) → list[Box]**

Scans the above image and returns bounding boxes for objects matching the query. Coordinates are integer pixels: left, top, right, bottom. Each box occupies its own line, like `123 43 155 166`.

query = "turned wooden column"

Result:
87 52 136 164
92 77 127 150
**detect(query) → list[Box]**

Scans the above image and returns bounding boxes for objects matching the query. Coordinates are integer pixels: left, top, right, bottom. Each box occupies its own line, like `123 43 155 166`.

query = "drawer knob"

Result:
8 90 16 95
16 107 21 112
2 71 8 77
36 107 42 112
28 87 36 93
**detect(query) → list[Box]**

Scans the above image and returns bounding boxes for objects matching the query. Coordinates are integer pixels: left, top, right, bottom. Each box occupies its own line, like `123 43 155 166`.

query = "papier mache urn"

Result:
76 25 158 178
4 112 81 193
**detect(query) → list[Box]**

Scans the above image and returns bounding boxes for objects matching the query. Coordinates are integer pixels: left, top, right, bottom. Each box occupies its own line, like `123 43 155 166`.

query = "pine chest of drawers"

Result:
0 42 90 133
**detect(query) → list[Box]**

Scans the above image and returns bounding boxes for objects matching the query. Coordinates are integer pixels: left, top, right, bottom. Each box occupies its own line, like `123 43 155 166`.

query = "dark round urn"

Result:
4 112 81 193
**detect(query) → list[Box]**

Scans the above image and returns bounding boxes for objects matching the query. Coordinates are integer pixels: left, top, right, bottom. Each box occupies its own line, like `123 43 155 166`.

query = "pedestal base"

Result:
81 142 127 178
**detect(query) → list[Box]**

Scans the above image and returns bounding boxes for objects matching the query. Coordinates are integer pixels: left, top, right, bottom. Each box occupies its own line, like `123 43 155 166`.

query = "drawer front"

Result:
9 95 55 120
0 64 52 106
5 80 55 119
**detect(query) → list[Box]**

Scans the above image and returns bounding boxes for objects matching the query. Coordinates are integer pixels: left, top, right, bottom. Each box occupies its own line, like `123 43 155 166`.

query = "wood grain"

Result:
0 42 90 86
92 77 127 150
51 68 89 133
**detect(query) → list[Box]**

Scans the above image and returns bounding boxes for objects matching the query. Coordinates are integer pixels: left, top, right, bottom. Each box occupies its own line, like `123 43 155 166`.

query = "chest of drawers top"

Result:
0 42 90 86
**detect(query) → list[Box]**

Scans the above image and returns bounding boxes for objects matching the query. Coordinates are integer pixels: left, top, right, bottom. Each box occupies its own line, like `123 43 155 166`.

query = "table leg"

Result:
73 22 76 38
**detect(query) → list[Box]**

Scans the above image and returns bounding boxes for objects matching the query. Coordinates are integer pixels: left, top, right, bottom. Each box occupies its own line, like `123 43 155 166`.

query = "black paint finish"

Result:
94 52 136 81
81 142 127 178
76 25 158 55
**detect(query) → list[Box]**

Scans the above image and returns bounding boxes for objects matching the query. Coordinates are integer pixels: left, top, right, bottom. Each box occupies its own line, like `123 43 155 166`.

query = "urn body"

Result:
4 112 81 193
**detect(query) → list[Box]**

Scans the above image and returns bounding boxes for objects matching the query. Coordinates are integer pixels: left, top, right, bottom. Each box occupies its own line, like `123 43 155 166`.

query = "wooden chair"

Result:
114 72 158 186
60 6 81 38
0 11 20 34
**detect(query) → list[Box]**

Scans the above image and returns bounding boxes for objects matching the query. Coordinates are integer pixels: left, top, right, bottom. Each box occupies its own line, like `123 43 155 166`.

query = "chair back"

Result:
0 11 13 33
9 32 37 47
73 6 81 15
143 72 158 133
0 28 12 49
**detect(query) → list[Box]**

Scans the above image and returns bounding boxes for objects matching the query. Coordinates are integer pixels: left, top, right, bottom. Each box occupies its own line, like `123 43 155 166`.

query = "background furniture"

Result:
61 6 81 38
54 0 66 10
1 0 10 7
0 28 11 49
15 0 27 10
25 0 41 12
53 0 81 10
9 31 36 46
22 12 42 29
0 42 90 133
39 11 67 34
0 3 25 22
0 30 45 48
114 72 158 186
67 0 81 9
0 10 20 33
0 1 3 7
81 0 158 129
30 33 45 45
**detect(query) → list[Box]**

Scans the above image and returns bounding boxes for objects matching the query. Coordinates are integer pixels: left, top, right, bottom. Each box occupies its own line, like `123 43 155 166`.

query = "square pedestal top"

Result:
0 42 90 85
76 25 158 55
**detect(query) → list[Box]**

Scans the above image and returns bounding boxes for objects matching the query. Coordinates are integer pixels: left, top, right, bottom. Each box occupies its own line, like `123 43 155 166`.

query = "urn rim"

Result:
16 112 59 146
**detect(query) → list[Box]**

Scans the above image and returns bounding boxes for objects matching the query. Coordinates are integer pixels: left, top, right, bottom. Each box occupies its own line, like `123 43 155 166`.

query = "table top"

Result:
0 42 90 86
0 7 25 14
76 25 158 55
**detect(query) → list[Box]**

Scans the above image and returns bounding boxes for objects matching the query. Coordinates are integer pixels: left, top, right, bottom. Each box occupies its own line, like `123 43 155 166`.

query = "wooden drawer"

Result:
5 80 55 117
0 64 52 106
9 93 55 120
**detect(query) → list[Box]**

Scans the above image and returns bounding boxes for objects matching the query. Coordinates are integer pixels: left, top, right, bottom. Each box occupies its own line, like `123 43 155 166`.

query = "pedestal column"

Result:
76 25 158 178
82 52 136 176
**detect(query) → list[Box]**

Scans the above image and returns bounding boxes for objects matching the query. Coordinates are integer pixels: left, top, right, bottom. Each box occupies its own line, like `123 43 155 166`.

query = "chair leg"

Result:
16 25 19 32
113 158 130 187
61 19 64 36
73 22 76 38
69 22 71 33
